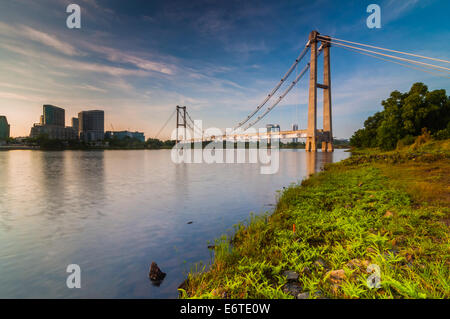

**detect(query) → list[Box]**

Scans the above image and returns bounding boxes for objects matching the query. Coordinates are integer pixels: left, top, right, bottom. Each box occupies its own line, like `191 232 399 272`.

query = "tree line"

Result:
20 135 175 150
350 83 450 150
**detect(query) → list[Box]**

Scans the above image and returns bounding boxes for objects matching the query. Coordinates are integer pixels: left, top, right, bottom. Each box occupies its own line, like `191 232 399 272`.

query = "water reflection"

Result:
0 152 11 232
38 152 68 219
0 149 349 298
37 151 106 220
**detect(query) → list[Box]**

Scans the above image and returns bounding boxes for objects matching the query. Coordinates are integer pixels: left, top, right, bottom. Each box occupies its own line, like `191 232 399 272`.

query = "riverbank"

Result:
0 145 173 151
180 138 450 299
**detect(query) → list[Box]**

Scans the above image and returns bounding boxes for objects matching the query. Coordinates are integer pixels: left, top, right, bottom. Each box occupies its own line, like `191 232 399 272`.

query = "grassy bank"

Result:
180 139 450 299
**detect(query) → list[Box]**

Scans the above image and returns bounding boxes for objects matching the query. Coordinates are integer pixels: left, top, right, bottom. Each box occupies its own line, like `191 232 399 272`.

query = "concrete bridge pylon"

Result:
306 30 334 152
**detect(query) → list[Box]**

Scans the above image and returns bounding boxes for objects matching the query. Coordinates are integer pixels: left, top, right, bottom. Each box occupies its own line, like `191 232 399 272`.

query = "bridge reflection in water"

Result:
305 150 335 177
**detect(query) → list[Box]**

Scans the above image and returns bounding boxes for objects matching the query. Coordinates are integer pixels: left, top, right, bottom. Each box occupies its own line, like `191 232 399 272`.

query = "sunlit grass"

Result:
181 139 450 299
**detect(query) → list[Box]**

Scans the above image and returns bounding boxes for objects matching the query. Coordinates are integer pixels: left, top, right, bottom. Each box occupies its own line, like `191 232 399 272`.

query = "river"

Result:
0 149 349 298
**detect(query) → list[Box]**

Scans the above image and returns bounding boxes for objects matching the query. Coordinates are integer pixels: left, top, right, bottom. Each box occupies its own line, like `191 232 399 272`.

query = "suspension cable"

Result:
154 108 176 139
322 39 450 74
185 110 203 135
244 63 310 130
233 44 310 131
325 36 450 64
335 45 450 79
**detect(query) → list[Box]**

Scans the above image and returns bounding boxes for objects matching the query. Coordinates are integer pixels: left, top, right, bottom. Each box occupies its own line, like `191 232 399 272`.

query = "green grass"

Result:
181 139 450 299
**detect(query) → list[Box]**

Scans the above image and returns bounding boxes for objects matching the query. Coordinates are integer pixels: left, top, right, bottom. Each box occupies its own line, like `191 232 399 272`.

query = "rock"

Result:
346 259 370 271
282 270 299 282
211 288 220 296
149 262 166 283
326 269 347 286
297 291 323 299
384 211 394 218
178 279 187 290
282 282 303 297
297 292 310 299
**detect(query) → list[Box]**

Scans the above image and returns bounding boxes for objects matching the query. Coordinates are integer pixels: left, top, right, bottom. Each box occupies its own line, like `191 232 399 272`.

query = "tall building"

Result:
292 123 299 143
43 105 65 127
266 124 280 145
78 110 104 142
0 116 10 140
71 117 79 131
30 105 77 140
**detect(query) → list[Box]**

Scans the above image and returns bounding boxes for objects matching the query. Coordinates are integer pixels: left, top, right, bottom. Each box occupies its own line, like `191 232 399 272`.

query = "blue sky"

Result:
0 0 449 138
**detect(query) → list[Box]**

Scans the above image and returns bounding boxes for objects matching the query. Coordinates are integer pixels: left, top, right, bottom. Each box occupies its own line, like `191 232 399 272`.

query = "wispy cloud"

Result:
21 26 82 56
0 22 82 56
383 0 422 23
82 42 176 75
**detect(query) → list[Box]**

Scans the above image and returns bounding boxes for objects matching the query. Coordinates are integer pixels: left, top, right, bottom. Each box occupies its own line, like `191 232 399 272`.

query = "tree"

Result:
350 83 450 149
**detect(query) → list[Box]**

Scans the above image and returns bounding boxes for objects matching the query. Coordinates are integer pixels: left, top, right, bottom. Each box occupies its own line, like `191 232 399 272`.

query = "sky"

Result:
0 0 449 139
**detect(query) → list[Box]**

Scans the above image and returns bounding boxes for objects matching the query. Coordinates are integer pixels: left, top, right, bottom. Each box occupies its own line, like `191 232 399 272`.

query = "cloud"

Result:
82 43 176 75
0 91 45 102
0 22 82 56
383 0 422 23
0 42 150 77
20 26 82 56
74 84 108 93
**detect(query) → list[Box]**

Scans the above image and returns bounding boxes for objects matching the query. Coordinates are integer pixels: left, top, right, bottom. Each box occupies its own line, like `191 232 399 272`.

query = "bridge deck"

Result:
179 129 325 143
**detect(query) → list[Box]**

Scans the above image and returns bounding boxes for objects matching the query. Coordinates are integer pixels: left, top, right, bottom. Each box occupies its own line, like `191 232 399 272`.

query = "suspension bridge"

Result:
154 31 450 152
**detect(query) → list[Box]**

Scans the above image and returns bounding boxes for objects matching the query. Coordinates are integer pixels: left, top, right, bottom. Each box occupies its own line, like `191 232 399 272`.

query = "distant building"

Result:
30 124 77 140
79 110 104 142
43 105 65 127
105 130 145 142
266 124 280 144
0 116 10 140
292 123 299 143
71 118 79 131
266 124 280 133
30 105 77 140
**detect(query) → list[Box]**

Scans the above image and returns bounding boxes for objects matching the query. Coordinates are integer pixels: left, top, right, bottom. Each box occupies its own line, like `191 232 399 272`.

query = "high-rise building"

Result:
78 110 104 142
30 105 77 140
71 117 79 131
292 124 299 143
266 124 280 145
0 116 10 140
43 105 65 127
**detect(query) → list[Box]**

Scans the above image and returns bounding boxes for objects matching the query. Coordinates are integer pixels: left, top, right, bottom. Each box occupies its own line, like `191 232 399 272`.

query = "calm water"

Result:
0 149 349 298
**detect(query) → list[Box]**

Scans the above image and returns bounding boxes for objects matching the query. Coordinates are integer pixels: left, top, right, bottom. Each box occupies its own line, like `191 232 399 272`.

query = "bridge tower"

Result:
306 31 334 152
176 105 187 143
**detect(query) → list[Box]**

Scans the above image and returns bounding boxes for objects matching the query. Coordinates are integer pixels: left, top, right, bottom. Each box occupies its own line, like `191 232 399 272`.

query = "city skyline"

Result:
0 0 449 139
